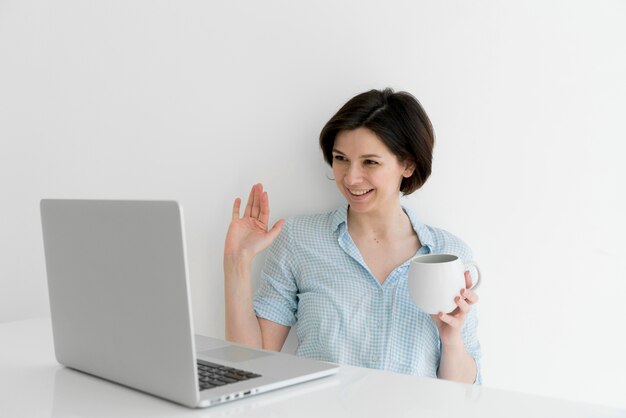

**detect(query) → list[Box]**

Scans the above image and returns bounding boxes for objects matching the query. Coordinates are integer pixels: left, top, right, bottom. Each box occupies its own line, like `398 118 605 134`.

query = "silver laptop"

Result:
40 199 338 408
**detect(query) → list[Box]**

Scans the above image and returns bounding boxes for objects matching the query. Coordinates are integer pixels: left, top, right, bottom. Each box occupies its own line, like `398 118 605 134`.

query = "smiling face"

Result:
332 127 415 215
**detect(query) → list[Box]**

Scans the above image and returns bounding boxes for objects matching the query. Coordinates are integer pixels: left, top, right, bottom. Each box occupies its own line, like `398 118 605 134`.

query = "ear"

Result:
402 161 416 178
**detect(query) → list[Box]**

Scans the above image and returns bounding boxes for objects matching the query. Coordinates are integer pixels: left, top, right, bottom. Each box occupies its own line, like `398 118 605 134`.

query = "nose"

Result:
344 163 363 185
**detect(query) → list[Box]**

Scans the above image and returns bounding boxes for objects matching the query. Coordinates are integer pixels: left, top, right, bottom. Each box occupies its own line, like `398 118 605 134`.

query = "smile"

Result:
348 188 373 196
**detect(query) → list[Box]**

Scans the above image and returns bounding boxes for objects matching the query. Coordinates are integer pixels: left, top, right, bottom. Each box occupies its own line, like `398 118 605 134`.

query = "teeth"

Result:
349 189 372 196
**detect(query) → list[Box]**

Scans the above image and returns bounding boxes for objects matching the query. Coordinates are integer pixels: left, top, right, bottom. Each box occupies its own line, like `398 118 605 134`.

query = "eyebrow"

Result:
332 149 383 159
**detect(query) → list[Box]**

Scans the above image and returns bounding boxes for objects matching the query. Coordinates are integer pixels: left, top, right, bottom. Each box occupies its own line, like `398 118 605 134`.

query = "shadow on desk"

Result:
51 366 341 417
50 365 482 417
50 365 625 418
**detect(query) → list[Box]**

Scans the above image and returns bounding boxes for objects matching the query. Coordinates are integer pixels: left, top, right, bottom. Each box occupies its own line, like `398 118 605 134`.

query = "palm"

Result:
225 215 274 256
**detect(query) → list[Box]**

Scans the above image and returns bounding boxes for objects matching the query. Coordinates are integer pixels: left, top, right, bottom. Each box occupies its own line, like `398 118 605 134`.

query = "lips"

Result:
347 188 374 198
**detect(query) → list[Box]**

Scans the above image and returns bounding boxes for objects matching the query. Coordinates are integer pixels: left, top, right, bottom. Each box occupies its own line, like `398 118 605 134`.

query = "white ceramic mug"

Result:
407 254 481 315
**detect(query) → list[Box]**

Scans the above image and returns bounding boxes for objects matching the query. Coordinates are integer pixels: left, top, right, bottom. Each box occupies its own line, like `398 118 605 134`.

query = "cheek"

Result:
378 168 406 188
332 164 344 178
331 165 342 184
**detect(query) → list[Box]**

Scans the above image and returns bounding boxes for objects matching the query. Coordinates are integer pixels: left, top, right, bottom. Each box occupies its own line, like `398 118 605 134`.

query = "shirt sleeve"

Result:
253 219 299 327
440 231 483 384
458 242 483 385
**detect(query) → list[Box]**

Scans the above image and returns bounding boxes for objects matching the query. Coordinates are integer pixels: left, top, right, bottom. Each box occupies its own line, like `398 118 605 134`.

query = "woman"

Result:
224 88 481 384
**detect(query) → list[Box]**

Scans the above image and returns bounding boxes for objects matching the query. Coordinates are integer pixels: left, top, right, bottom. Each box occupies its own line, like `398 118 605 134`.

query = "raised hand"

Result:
224 183 284 265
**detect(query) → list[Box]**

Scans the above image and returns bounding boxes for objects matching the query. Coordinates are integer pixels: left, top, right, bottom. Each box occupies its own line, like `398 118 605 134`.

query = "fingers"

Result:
462 271 479 305
464 271 472 289
437 292 473 327
250 184 262 220
259 191 270 226
435 284 480 335
237 184 275 229
455 295 471 314
242 183 263 220
243 184 256 218
461 288 479 304
231 198 242 221
437 312 462 328
439 295 469 323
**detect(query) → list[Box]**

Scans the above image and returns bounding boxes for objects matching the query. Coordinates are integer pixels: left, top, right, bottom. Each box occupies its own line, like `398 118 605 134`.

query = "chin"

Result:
345 199 374 212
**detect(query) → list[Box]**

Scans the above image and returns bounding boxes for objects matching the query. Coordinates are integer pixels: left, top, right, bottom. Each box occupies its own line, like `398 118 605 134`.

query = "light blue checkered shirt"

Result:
253 203 482 384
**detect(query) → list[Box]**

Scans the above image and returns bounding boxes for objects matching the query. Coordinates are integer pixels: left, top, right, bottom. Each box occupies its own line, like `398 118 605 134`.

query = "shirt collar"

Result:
331 202 349 232
401 204 435 252
331 201 435 251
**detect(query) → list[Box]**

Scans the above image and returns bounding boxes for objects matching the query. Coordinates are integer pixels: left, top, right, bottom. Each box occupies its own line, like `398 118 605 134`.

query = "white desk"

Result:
1 318 624 418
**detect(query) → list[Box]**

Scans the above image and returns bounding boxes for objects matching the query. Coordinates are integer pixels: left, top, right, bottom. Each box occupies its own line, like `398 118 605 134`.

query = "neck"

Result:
347 202 411 240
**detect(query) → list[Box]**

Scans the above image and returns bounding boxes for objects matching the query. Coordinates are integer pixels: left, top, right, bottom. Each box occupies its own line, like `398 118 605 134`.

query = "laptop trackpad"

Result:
200 346 272 363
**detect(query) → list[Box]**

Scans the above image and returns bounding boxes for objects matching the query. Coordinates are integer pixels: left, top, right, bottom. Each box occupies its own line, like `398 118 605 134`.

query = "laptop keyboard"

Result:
197 359 262 391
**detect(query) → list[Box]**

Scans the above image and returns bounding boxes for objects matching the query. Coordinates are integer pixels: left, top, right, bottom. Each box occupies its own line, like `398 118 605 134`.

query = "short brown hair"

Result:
319 88 434 195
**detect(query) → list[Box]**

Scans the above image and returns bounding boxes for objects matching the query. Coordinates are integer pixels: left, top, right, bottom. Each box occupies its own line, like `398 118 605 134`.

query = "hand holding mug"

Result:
407 254 481 315
407 254 481 344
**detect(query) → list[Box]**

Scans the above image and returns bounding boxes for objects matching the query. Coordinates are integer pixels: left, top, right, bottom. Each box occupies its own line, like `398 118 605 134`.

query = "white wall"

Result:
1 0 624 409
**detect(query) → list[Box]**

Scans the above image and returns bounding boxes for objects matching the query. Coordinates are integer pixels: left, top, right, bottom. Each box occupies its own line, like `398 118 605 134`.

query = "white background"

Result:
1 0 624 409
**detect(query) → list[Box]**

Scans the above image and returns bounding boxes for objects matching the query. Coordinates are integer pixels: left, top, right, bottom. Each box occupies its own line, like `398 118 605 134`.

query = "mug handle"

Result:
464 260 481 290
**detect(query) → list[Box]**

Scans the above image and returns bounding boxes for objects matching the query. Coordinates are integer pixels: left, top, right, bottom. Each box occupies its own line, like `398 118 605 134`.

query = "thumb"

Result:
267 219 285 241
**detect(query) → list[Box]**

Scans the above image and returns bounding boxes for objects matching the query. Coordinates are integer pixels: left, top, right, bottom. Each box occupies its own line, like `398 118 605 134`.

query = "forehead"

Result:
334 127 393 156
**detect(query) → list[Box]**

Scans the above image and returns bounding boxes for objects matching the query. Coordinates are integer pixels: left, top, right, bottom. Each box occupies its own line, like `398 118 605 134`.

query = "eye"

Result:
364 160 379 165
333 155 347 162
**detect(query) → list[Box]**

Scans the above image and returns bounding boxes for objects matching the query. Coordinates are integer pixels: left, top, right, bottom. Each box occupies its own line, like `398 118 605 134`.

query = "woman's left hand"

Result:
431 271 479 347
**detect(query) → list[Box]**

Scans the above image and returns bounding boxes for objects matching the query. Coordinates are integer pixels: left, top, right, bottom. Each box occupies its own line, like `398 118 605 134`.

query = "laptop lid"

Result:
41 199 199 407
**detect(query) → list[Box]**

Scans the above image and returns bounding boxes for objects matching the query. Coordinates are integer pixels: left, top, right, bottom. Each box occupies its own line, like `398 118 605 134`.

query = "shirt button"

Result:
371 355 379 362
